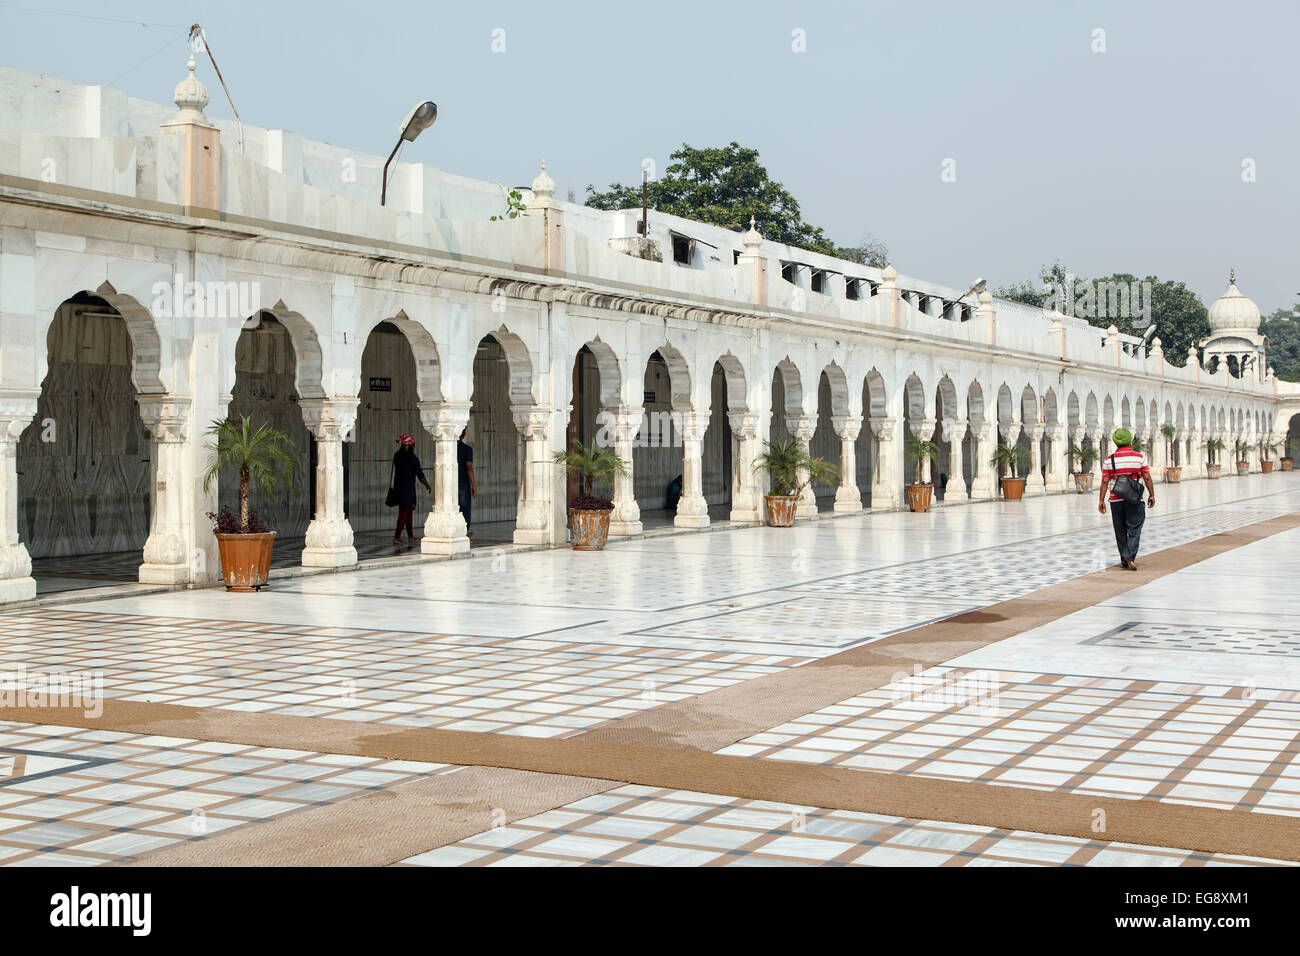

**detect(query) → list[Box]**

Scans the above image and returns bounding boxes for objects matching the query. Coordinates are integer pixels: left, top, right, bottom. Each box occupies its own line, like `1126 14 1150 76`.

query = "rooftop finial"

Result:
1229 267 1236 285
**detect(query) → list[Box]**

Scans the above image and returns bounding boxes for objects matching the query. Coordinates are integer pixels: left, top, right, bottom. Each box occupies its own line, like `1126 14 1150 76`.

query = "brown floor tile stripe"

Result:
3 511 1297 866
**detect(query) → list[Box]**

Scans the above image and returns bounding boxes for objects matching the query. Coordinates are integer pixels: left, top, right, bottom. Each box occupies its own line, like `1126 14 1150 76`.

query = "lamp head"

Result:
399 100 438 142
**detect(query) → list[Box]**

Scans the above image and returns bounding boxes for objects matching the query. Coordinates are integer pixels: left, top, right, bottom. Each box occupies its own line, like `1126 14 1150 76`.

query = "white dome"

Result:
1208 276 1261 333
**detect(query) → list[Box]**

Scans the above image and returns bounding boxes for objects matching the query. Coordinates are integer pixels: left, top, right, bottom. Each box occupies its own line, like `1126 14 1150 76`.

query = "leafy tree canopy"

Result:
1261 304 1300 383
995 262 1210 366
585 142 886 264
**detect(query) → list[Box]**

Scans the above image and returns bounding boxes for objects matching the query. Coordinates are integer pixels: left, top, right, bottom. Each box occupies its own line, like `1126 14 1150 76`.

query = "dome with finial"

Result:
172 55 209 118
881 263 897 282
1208 269 1261 333
529 161 555 201
741 216 762 254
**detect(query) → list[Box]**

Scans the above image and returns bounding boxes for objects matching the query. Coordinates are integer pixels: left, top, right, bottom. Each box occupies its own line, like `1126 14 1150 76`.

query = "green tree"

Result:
996 262 1209 367
585 142 883 260
1261 305 1300 382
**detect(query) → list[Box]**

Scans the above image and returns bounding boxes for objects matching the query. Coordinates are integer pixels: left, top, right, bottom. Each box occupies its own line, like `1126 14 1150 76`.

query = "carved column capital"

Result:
300 397 359 443
137 396 192 443
832 414 863 442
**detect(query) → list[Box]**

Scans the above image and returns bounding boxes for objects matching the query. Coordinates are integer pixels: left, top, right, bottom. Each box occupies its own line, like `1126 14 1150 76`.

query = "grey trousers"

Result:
1109 499 1146 562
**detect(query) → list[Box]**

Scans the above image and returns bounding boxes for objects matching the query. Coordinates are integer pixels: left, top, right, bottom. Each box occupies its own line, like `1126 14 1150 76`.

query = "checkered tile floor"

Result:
399 785 1292 867
1087 622 1300 658
0 611 796 738
719 669 1300 815
0 720 455 866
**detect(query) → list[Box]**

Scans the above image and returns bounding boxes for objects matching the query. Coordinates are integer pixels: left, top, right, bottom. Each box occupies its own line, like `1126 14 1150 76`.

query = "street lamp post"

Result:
381 100 438 207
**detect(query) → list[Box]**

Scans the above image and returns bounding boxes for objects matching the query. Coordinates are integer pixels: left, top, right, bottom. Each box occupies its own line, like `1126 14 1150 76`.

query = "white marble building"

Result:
0 57 1295 604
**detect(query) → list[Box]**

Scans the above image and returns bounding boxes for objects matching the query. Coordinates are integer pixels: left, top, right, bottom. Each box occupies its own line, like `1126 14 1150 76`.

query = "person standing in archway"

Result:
458 428 477 538
392 434 431 546
1098 427 1155 571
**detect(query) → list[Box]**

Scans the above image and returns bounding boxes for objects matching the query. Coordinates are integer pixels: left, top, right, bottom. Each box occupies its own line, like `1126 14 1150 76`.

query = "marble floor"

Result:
1 473 1298 866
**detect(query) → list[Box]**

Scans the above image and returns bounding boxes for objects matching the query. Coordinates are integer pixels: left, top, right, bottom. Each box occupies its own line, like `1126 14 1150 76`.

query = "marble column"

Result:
1001 421 1022 483
1064 425 1084 492
138 397 193 585
609 405 643 536
512 405 555 545
300 398 359 568
832 414 864 513
944 418 968 499
870 416 903 509
1026 424 1046 495
0 396 38 603
675 409 712 529
1046 424 1066 493
419 401 470 555
791 415 819 518
728 411 763 524
969 420 998 499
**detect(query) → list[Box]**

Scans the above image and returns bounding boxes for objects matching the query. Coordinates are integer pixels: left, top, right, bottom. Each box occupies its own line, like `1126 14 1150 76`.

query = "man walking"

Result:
1098 427 1156 570
458 427 477 538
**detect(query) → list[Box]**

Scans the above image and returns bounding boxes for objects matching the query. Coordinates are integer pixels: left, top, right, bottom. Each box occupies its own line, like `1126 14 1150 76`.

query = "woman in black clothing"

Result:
393 433 431 545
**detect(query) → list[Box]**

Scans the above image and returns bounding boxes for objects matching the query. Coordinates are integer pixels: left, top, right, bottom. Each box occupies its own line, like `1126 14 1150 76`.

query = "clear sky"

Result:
1 0 1296 312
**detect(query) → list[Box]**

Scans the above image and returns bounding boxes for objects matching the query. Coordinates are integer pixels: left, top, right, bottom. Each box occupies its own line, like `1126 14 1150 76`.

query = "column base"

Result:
833 499 864 514
301 547 358 568
513 529 549 546
138 563 190 585
674 513 710 530
609 520 643 537
729 508 763 524
0 576 36 603
422 536 470 555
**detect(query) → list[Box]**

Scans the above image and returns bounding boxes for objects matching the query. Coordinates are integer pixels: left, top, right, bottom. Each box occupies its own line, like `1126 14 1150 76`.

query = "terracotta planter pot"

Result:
1261 460 1274 474
215 531 276 592
570 508 612 551
1165 466 1181 483
1236 462 1250 476
765 494 799 527
1206 463 1221 479
1000 477 1026 501
905 483 934 513
1072 472 1093 494
1281 458 1294 472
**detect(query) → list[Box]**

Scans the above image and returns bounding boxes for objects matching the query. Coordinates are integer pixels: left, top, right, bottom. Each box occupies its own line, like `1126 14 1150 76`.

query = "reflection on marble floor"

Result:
0 720 456 866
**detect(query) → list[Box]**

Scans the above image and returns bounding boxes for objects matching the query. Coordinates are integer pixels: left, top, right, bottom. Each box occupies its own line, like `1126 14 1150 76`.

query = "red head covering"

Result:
398 433 415 446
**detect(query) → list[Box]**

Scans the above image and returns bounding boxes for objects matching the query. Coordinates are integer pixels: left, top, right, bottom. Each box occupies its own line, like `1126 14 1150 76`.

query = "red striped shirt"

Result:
1101 446 1150 502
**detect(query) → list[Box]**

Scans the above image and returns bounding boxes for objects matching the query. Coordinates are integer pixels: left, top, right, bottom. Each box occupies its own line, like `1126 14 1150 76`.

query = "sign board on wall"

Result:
369 377 392 392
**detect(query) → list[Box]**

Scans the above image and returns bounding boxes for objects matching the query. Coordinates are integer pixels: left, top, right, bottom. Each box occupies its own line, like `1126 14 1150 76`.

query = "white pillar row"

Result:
790 414 819 518
299 398 359 568
675 409 712 529
419 400 470 555
832 414 864 513
1183 429 1199 479
870 416 902 509
727 411 763 524
137 396 194 585
0 395 38 602
608 405 643 537
944 418 968 499
1026 424 1046 495
969 420 998 499
1151 427 1167 479
512 405 555 545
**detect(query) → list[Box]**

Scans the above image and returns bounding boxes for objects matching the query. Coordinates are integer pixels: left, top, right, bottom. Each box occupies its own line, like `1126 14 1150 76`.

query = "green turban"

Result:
1112 427 1133 447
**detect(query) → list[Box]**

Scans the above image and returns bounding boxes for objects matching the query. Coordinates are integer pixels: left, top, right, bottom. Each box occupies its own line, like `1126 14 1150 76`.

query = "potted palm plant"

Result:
1281 436 1294 471
1204 437 1225 479
1258 438 1277 474
1234 439 1252 476
904 435 940 512
1160 424 1181 483
202 416 295 592
1067 442 1099 493
754 439 838 526
991 442 1028 500
553 440 628 550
